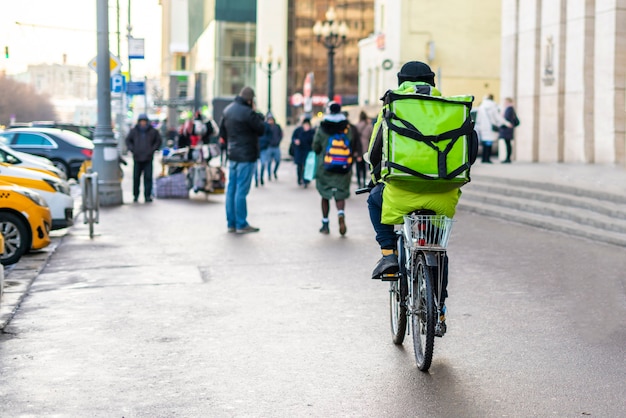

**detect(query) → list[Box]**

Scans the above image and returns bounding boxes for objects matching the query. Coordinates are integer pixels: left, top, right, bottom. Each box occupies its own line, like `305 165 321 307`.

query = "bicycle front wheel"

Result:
411 253 436 371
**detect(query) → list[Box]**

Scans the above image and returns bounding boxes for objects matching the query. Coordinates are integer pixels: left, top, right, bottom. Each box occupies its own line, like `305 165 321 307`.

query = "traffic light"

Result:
4 46 8 59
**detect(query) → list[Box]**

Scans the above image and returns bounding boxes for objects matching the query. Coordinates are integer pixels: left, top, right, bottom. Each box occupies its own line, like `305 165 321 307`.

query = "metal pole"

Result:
127 0 132 79
267 61 272 113
327 45 335 101
93 0 123 206
116 0 120 56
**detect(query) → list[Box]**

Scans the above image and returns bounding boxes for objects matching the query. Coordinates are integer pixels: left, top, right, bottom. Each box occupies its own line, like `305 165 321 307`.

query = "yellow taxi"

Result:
0 162 74 230
0 180 52 265
0 232 4 304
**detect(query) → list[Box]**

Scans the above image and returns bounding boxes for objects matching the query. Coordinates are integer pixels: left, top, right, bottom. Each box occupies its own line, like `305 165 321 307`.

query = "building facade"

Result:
13 64 96 123
160 0 260 127
502 0 626 165
287 0 374 121
358 0 502 114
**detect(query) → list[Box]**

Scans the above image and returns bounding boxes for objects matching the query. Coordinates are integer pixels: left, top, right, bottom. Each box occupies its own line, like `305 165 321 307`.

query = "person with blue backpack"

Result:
311 101 354 235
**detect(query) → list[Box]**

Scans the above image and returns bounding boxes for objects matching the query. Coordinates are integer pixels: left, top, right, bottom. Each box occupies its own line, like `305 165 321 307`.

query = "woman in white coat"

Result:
475 94 511 163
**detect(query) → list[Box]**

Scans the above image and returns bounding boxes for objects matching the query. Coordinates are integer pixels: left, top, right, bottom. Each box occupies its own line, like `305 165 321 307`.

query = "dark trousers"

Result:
296 163 306 185
481 141 492 162
503 139 512 161
355 160 367 188
133 160 153 199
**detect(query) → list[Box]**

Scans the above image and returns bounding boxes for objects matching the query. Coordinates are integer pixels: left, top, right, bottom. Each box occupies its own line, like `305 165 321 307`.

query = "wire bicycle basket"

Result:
403 215 454 250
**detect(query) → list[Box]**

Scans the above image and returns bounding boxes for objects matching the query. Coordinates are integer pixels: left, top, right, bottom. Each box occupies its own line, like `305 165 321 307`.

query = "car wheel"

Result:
0 212 30 266
51 159 70 178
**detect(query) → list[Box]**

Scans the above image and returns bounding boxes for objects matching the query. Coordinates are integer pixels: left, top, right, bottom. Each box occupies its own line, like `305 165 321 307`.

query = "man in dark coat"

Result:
218 86 266 234
125 113 162 203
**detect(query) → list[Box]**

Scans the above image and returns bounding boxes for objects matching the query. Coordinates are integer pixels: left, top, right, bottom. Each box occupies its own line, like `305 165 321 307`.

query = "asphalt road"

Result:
0 161 624 417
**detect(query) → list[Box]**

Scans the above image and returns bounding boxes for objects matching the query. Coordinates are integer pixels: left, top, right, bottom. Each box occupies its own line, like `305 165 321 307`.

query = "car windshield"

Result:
0 133 14 145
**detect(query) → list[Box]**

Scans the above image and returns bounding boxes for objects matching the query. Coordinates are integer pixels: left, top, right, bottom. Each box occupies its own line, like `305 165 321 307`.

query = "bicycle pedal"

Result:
435 321 446 337
380 272 400 281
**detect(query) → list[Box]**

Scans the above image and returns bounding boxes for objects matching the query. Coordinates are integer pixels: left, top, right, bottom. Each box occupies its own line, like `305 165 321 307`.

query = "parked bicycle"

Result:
357 188 454 371
80 170 99 238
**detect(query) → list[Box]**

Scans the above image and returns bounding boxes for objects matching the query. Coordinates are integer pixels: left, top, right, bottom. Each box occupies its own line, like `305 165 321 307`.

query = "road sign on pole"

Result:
126 81 145 96
88 53 122 75
110 74 126 94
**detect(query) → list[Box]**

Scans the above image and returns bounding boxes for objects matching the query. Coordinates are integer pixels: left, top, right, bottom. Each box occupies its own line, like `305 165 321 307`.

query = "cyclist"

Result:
366 61 462 326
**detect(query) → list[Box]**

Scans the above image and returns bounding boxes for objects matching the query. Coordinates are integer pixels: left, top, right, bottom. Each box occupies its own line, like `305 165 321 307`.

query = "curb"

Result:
0 232 66 331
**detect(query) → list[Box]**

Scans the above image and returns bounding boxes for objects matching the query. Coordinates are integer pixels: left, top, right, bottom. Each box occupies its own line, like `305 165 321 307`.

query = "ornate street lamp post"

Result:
313 6 349 102
256 46 281 114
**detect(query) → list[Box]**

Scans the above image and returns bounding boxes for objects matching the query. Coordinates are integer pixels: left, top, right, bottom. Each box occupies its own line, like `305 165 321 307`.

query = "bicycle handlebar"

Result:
355 187 372 195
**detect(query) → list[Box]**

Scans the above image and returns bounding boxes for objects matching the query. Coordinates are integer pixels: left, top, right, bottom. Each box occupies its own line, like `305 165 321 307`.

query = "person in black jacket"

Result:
218 86 266 234
125 113 162 203
498 97 520 163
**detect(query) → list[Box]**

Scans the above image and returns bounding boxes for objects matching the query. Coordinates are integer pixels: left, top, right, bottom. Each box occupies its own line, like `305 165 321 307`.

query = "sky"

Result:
0 0 162 77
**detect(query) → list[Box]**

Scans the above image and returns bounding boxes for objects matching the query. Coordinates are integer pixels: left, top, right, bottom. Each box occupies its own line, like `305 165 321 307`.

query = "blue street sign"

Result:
110 74 126 94
126 81 146 96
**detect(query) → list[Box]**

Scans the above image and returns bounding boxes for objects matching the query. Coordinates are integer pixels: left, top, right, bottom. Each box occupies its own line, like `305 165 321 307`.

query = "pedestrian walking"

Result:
499 97 520 163
312 102 353 236
218 86 266 234
264 114 283 181
475 94 511 163
291 117 315 187
255 120 272 187
354 110 373 188
125 113 163 203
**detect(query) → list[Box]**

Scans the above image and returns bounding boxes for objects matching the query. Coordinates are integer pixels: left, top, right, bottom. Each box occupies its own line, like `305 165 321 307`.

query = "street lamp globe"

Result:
257 45 281 114
313 6 349 102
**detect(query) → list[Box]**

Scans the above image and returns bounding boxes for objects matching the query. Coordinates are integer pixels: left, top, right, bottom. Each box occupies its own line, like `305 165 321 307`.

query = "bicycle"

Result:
80 170 99 238
386 211 453 371
359 184 455 371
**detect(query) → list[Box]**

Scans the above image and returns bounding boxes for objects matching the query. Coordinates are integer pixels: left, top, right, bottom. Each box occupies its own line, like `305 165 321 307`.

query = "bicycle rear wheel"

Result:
411 253 436 371
389 281 407 344
390 234 408 344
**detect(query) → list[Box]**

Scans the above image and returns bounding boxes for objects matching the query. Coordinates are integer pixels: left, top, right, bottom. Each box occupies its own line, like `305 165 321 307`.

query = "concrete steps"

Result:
458 174 626 247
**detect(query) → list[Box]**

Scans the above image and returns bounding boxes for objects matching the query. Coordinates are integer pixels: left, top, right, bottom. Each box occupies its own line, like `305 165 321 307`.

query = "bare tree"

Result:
0 75 57 126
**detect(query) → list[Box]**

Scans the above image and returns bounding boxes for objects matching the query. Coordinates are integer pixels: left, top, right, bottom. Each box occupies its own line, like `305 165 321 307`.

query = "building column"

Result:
256 0 288 125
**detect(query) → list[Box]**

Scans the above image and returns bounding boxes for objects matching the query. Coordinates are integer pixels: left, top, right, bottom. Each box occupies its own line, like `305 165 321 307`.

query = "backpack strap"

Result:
382 116 474 180
385 113 474 144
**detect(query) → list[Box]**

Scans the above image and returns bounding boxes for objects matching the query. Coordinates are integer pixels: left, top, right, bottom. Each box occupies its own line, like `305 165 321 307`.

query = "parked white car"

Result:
0 163 74 230
0 143 66 179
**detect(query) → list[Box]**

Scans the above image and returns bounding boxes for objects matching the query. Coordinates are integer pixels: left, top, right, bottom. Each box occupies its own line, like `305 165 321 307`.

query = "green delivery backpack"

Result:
375 87 478 193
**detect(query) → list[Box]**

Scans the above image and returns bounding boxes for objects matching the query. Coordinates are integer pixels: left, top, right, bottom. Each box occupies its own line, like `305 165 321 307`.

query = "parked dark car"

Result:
30 122 95 140
9 122 95 140
0 128 94 179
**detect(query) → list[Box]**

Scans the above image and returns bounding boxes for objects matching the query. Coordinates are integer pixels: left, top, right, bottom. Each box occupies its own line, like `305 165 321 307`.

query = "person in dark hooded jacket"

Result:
125 113 162 202
218 86 266 233
311 101 353 236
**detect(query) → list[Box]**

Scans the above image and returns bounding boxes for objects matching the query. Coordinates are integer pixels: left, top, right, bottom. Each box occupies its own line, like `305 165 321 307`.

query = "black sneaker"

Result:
319 222 330 234
236 225 260 234
371 254 399 279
